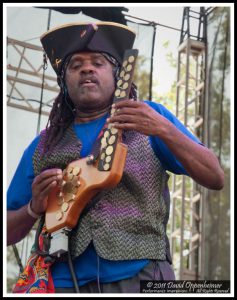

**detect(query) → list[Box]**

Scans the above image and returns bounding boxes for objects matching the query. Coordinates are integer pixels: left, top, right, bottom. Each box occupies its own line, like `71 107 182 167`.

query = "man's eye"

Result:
71 64 81 69
69 61 82 69
94 61 104 66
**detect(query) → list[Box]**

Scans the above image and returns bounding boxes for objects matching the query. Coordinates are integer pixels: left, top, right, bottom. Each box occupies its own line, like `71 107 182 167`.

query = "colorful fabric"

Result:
12 227 55 293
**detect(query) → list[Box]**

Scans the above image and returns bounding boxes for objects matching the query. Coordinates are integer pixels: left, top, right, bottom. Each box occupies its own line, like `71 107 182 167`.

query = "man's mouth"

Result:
80 78 98 87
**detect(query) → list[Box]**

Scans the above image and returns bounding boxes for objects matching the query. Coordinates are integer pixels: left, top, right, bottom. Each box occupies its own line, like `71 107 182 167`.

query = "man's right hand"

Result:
7 168 63 245
31 168 63 215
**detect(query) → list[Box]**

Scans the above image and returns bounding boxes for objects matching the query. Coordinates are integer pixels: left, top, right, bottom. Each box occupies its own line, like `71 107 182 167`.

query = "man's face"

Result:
65 51 116 112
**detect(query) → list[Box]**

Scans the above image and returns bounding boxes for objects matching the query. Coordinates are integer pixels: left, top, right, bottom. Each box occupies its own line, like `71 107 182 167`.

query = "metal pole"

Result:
149 24 156 100
36 9 52 134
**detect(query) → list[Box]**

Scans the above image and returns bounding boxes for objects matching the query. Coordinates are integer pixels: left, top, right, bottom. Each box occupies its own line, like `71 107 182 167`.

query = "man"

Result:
7 22 224 293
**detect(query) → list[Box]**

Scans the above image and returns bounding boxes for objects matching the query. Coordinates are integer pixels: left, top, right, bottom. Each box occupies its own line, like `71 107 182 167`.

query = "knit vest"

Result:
33 125 170 261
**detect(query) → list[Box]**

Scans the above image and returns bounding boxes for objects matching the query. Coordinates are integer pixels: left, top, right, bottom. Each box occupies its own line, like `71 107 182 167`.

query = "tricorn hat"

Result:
40 21 136 76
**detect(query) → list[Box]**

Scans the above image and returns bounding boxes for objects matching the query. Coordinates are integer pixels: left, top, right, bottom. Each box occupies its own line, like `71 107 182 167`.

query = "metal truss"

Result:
7 37 59 116
170 7 207 279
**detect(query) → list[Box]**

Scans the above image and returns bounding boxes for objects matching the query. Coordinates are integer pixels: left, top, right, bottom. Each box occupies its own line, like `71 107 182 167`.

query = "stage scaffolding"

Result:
7 37 58 116
7 6 230 286
170 7 207 279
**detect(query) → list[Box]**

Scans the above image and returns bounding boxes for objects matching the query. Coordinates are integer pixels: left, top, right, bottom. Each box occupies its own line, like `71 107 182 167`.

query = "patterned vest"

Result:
33 125 171 261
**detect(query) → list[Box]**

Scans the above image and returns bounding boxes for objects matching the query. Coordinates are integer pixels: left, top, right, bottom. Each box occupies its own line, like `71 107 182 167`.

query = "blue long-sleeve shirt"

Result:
7 100 201 287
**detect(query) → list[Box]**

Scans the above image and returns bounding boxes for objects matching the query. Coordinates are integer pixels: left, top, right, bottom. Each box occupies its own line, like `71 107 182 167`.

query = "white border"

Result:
3 2 234 298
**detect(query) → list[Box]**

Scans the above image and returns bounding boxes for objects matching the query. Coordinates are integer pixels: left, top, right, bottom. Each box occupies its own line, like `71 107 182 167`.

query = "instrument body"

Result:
46 141 127 233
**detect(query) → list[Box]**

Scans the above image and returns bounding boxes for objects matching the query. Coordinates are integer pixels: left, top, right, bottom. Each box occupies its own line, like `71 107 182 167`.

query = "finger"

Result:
34 168 62 184
40 180 58 199
113 107 139 116
33 174 61 195
108 114 137 124
112 123 137 131
112 99 140 109
32 181 57 205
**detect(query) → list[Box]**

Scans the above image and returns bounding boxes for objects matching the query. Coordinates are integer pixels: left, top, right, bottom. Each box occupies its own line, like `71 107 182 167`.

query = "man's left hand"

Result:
107 99 167 136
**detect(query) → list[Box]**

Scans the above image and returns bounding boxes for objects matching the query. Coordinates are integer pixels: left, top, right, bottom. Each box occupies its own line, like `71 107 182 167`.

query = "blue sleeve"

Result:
144 100 204 175
7 136 40 210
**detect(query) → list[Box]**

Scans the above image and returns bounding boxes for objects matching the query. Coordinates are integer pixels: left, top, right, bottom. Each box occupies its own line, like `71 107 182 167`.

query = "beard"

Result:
69 85 114 113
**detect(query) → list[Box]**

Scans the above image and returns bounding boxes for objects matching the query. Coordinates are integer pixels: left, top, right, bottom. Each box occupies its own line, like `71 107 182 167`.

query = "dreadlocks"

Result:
43 52 138 154
43 92 74 154
43 55 75 154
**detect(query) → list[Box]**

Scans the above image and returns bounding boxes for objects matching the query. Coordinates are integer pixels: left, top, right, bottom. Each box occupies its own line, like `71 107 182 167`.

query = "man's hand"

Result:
7 168 63 245
31 168 63 215
107 99 224 190
107 99 167 136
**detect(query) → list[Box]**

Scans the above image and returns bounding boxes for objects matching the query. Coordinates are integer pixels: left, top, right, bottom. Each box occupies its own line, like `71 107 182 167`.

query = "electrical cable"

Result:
12 244 24 273
34 216 49 257
97 254 102 293
67 232 80 293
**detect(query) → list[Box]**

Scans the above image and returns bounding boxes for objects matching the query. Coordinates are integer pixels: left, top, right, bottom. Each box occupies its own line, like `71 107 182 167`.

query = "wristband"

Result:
27 200 43 219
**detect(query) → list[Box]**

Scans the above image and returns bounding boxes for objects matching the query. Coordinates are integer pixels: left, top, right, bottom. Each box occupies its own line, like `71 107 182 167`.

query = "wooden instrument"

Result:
45 49 138 255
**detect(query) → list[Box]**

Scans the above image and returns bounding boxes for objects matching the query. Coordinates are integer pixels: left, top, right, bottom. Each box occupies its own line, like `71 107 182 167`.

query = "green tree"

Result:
133 55 152 100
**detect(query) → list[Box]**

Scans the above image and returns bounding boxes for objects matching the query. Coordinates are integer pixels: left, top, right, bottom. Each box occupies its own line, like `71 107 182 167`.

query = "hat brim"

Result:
40 22 136 75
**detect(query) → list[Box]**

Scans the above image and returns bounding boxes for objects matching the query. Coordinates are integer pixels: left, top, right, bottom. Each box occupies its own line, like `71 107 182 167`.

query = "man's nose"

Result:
80 61 95 74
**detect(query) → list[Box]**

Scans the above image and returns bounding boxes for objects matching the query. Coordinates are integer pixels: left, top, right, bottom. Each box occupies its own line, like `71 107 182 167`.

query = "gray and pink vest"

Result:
33 125 171 261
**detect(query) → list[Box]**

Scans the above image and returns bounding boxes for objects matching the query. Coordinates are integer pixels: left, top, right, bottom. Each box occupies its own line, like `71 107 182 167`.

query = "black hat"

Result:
40 21 136 76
